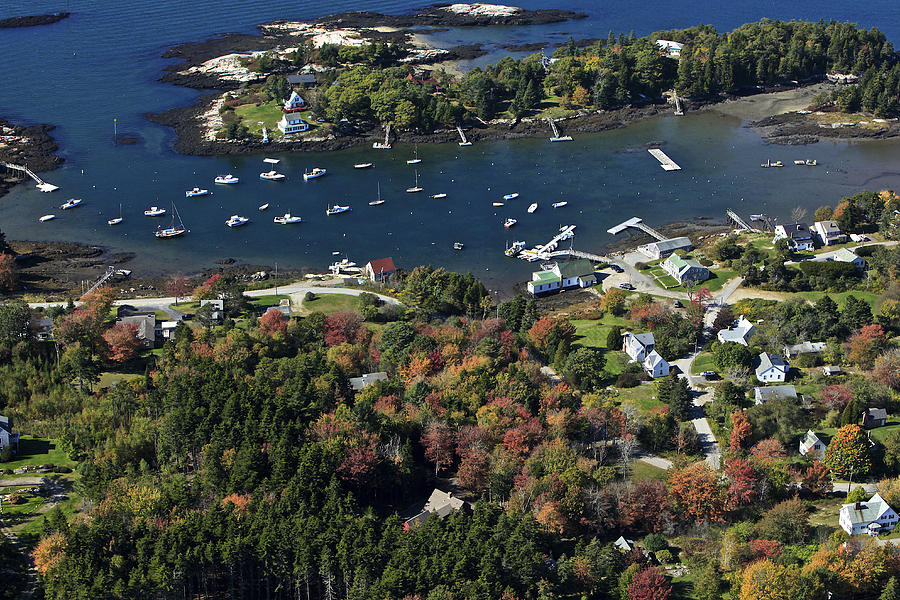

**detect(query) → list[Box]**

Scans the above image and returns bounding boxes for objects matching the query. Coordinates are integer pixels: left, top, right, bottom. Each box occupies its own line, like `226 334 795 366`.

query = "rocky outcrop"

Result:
0 118 64 199
0 12 69 28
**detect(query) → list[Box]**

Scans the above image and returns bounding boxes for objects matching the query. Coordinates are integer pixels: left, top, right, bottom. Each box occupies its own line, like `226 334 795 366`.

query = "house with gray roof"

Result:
402 489 470 529
527 259 596 295
661 253 710 284
754 384 797 405
784 341 826 359
773 222 815 251
637 237 693 260
799 430 827 458
118 314 157 349
349 372 388 391
831 248 867 270
643 351 670 379
840 493 898 535
823 365 843 377
863 408 888 429
717 315 756 346
622 332 656 363
754 352 789 383
813 220 847 246
0 415 20 454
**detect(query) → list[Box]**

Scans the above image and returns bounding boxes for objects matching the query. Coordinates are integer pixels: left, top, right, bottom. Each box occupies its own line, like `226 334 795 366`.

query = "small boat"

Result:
60 198 82 210
326 204 351 215
805 159 817 166
504 218 517 228
527 203 538 213
453 242 464 250
214 174 239 184
258 203 269 211
761 159 783 168
505 240 526 257
303 167 326 181
185 187 209 197
155 202 187 239
354 163 373 169
108 203 123 225
260 170 286 181
274 213 302 224
503 193 519 201
431 193 447 199
226 214 249 227
39 214 55 222
144 206 166 217
406 145 422 165
406 170 423 193
492 202 505 207
115 269 132 278
369 183 385 206
793 160 805 165
551 201 568 208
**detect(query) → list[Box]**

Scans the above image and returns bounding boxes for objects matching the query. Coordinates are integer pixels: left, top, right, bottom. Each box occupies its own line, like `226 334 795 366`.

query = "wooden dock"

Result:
547 118 572 142
648 148 681 171
518 225 576 261
606 217 666 240
372 123 392 149
1 161 58 192
726 209 757 232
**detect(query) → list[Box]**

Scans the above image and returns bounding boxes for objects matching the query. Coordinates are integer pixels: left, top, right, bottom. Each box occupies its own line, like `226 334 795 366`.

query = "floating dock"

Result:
518 225 577 261
373 123 392 149
648 148 681 171
547 118 572 142
457 125 472 146
1 160 58 192
606 217 666 240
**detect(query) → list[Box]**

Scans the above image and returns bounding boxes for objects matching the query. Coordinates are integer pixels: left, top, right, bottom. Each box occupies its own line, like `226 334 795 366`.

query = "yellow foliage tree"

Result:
739 560 809 600
32 532 67 576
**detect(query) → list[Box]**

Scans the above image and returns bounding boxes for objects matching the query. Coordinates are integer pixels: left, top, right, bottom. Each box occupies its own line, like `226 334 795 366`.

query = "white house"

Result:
813 221 847 246
840 493 898 536
799 430 827 458
655 40 684 58
643 351 670 378
403 489 469 529
622 332 656 362
277 113 309 134
637 237 693 260
282 91 307 112
755 352 789 383
527 259 596 295
349 372 388 391
717 315 756 346
773 222 815 251
0 415 19 455
662 253 710 285
831 248 867 270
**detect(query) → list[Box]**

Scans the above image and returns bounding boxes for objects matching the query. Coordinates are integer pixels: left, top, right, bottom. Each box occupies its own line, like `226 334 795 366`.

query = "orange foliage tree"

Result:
259 307 288 336
32 531 67 576
102 322 143 363
668 461 725 523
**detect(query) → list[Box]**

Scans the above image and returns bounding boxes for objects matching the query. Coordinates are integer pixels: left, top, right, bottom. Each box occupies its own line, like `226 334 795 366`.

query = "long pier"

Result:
606 217 666 241
570 249 613 263
726 209 756 232
1 161 58 192
83 266 116 297
518 225 576 261
547 118 572 142
648 148 681 171
372 123 392 149
456 125 472 146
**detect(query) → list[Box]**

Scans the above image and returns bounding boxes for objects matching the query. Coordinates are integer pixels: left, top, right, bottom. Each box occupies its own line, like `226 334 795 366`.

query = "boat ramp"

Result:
517 225 577 261
648 148 681 171
606 217 666 241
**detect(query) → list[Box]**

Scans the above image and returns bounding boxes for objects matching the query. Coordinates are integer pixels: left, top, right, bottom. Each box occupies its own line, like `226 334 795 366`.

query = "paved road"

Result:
671 351 722 469
636 453 674 470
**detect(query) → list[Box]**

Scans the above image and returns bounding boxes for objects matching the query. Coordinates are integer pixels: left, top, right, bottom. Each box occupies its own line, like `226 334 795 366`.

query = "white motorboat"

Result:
504 218 517 228
354 163 374 169
406 170 423 193
108 203 123 225
326 204 351 215
527 203 538 213
60 198 82 209
155 202 187 239
453 242 464 250
226 214 249 227
551 201 568 208
260 170 286 181
492 202 504 207
793 160 805 165
274 213 302 224
214 174 239 184
369 183 385 206
258 203 269 211
303 167 326 181
39 214 55 222
431 193 447 199
406 144 422 165
185 187 209 197
144 206 166 217
503 193 519 201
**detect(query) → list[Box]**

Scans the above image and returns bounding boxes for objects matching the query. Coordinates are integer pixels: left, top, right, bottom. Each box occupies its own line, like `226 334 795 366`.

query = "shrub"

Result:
643 533 668 552
616 370 643 388
635 262 650 270
854 244 878 257
52 466 72 474
698 258 714 267
6 493 23 504
304 291 317 302
655 549 674 564
794 353 821 368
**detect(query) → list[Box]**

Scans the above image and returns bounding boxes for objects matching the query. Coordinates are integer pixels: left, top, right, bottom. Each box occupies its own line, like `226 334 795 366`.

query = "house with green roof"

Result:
661 252 710 284
527 259 596 295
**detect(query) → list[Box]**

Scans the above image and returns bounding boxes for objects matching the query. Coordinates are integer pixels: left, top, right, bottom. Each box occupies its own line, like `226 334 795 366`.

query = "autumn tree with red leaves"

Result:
324 311 363 347
873 350 900 391
729 410 752 451
724 456 758 510
165 274 192 304
802 461 831 497
821 384 853 412
628 566 672 600
102 322 142 363
824 424 871 477
259 307 288 337
422 422 455 475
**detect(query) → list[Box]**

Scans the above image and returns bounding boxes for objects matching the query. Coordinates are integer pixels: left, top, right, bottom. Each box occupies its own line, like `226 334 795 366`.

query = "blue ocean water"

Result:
1 0 900 290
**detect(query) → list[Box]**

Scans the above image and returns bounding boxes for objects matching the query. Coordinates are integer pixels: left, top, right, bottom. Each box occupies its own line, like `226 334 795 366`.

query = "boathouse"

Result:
637 237 692 260
526 259 596 295
366 257 396 283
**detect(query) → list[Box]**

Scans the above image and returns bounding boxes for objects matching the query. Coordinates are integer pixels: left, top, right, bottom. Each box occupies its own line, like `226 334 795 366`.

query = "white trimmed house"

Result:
527 259 596 295
661 253 710 284
277 92 310 134
0 415 20 455
773 223 815 252
813 220 847 246
717 315 756 346
622 332 656 362
754 352 789 383
840 493 899 536
637 237 692 260
643 351 670 378
831 248 867 270
799 430 827 458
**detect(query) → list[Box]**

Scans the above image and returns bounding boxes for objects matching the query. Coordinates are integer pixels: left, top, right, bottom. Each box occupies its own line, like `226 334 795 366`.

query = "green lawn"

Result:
808 496 844 530
632 461 668 481
570 316 630 350
794 290 880 308
869 421 900 444
604 352 630 377
615 383 663 413
234 100 284 135
690 352 717 375
299 293 361 315
97 371 143 390
1 437 75 475
249 294 290 308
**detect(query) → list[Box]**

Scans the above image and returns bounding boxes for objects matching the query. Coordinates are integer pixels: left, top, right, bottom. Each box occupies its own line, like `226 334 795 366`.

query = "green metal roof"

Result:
531 270 559 285
556 259 594 279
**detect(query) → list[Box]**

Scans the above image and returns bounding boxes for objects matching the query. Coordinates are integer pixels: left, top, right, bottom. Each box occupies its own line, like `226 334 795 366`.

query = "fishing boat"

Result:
326 204 351 215
492 202 505 207
406 144 421 165
453 242 464 250
155 202 187 239
761 159 784 168
551 201 568 208
144 206 166 217
805 159 817 166
108 203 123 225
39 214 55 222
431 193 447 199
226 214 249 227
303 167 327 181
504 218 517 228
214 174 239 184
354 162 374 169
274 213 302 224
504 240 526 257
793 160 806 165
527 203 538 213
60 198 82 209
503 193 519 201
369 183 385 206
258 203 269 211
260 170 286 181
185 187 209 197
406 170 423 193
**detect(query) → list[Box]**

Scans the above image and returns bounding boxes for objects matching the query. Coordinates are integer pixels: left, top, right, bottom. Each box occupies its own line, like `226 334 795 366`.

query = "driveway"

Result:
671 352 722 469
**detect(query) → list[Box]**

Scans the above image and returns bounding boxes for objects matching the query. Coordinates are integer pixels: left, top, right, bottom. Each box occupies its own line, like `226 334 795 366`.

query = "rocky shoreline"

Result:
0 12 69 29
0 117 64 199
748 111 900 145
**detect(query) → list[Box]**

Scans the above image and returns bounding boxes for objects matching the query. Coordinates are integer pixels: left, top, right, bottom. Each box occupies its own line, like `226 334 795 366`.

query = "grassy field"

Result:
249 294 290 308
794 290 880 308
632 461 668 481
570 316 630 350
233 101 326 140
97 371 143 390
299 293 361 315
615 383 663 413
690 352 717 375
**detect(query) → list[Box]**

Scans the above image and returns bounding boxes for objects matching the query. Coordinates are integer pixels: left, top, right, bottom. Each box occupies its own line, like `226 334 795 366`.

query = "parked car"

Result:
619 282 635 290
700 371 718 379
673 299 683 308
610 264 624 273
